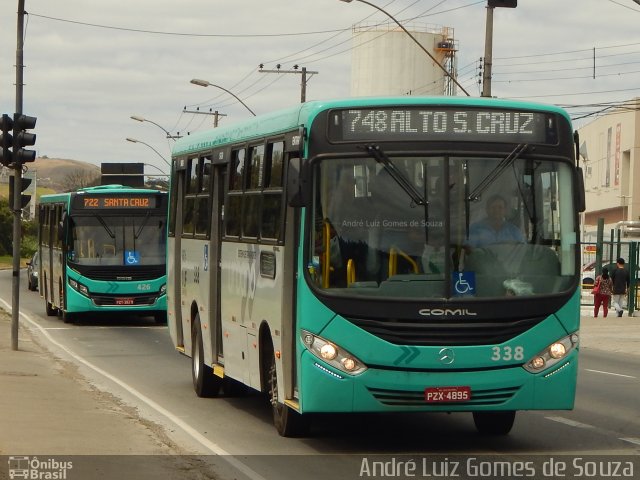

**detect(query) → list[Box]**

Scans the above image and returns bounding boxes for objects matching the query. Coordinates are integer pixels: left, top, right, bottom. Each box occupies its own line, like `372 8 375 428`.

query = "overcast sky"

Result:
1 0 640 176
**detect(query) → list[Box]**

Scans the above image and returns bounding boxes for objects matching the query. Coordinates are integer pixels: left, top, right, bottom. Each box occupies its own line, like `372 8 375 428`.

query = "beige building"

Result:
576 98 640 241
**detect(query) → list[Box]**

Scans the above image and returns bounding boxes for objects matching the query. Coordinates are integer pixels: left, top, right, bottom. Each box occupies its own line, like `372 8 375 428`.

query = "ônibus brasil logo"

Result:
8 456 73 480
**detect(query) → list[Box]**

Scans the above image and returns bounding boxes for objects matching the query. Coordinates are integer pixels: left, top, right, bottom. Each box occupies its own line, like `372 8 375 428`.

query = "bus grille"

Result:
347 316 543 346
73 265 166 281
368 385 520 407
91 294 158 306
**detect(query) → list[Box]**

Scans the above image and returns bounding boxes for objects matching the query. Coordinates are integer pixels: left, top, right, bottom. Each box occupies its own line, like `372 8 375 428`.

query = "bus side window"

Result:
225 148 246 237
261 141 284 240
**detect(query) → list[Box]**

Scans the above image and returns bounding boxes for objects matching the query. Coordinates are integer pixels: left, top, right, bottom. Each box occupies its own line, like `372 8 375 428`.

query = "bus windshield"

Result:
309 154 578 299
68 214 167 266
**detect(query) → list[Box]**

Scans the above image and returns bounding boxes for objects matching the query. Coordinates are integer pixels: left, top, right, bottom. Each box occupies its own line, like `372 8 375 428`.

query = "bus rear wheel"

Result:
266 345 309 437
472 411 516 435
191 314 222 398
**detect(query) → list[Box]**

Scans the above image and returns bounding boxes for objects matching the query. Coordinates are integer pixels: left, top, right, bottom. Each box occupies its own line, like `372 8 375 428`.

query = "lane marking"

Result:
545 416 595 429
585 368 636 379
0 298 267 480
620 437 640 446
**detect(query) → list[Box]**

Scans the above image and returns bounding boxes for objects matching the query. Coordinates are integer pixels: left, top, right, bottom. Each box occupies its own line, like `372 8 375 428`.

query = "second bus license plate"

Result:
115 298 135 305
424 386 471 403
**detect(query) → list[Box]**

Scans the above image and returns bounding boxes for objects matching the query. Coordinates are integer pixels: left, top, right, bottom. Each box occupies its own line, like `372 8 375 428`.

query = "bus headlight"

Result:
68 278 89 296
523 332 579 373
160 284 167 295
301 329 367 375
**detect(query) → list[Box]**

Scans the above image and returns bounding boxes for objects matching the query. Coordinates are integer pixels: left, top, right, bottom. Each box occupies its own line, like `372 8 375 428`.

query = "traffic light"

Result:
12 113 37 163
0 113 13 166
488 0 517 7
9 175 32 210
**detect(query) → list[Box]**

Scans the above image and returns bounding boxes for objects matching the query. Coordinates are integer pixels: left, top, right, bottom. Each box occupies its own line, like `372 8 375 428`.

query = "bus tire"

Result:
45 301 57 316
153 312 167 325
266 344 310 437
191 314 221 398
472 411 516 435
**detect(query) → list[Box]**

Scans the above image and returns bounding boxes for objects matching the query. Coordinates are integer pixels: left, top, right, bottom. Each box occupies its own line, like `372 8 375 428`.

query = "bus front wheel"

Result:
45 301 57 316
266 345 309 437
472 411 516 435
191 314 222 398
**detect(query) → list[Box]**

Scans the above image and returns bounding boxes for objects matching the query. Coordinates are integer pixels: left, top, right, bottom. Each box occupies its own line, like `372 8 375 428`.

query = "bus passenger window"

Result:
230 149 246 191
243 194 260 238
265 142 284 188
261 193 281 239
225 194 242 237
183 197 195 235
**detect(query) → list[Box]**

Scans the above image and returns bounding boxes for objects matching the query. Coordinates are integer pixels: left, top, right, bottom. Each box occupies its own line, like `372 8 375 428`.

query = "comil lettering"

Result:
418 308 477 316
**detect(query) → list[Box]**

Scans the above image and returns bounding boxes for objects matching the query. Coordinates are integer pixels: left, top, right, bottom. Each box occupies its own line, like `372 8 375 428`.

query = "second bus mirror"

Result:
286 157 309 207
58 211 67 241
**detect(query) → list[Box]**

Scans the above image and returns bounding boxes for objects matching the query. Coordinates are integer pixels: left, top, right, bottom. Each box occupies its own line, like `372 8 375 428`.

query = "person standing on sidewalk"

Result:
593 266 613 317
611 257 630 317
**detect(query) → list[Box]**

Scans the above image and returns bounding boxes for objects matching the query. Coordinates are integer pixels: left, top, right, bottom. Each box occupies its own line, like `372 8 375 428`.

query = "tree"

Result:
61 170 100 192
0 198 12 255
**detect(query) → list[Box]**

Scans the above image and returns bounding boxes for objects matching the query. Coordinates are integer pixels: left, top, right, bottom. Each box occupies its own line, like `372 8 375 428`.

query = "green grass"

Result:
0 255 27 269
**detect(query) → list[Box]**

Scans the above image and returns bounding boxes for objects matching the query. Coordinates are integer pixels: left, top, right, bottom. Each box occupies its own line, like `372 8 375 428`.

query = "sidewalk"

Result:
0 306 638 459
0 309 184 456
579 308 640 357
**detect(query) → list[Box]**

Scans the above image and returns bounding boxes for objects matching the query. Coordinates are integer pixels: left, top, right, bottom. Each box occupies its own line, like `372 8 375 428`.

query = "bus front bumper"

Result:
298 349 578 413
66 285 167 314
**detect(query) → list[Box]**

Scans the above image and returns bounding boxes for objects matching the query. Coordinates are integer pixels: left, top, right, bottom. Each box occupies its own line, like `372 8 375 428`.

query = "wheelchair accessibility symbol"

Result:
125 250 140 265
452 271 475 296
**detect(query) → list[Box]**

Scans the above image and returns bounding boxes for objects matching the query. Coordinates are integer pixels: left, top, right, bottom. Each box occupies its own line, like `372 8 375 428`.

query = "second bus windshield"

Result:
68 214 167 266
309 155 577 299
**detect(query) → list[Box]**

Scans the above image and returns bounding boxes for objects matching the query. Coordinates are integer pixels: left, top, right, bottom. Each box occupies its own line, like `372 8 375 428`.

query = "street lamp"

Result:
338 0 470 97
142 163 169 176
190 79 257 116
130 115 180 140
126 137 171 169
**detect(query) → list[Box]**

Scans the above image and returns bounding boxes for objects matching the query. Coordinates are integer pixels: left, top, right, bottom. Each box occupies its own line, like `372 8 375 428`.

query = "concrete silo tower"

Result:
349 23 458 97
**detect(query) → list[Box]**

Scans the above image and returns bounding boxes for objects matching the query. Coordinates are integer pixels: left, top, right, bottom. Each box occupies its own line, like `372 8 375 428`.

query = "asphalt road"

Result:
2 269 638 480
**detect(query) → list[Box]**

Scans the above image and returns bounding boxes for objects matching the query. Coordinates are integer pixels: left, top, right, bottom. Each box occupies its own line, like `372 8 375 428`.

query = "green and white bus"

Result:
38 184 168 323
167 96 585 436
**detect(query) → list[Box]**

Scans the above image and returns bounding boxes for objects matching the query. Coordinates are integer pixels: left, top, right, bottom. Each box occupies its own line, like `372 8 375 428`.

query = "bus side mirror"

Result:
576 167 586 213
286 157 309 207
58 211 67 242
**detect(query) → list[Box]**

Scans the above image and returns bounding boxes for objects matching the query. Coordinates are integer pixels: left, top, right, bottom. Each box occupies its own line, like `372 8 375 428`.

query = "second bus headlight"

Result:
301 330 367 375
68 278 89 296
523 332 579 373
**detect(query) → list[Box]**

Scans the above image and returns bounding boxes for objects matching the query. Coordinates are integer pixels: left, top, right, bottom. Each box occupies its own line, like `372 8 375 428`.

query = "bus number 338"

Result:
491 346 524 361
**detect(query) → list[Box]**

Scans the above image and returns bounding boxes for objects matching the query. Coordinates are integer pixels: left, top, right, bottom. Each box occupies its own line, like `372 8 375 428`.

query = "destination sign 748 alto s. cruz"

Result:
329 107 557 144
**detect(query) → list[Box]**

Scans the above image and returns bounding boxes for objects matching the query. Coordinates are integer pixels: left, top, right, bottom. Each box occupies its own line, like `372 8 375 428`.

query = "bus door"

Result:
170 159 187 349
208 160 226 363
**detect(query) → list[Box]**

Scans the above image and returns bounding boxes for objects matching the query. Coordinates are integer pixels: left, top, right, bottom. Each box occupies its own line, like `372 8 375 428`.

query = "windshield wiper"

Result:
362 144 426 206
134 213 151 240
96 215 116 239
467 143 529 202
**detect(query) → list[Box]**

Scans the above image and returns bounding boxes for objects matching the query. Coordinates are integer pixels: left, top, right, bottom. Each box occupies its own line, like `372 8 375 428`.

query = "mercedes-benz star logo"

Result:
438 348 455 365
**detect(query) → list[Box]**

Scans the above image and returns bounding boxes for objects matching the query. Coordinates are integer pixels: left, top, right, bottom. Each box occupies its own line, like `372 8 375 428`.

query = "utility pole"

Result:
258 65 318 103
11 0 26 350
183 108 227 128
481 5 494 97
482 0 517 98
